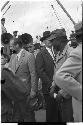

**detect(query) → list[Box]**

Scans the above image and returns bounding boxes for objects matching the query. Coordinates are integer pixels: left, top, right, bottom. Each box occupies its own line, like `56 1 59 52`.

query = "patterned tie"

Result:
15 55 19 70
51 48 56 65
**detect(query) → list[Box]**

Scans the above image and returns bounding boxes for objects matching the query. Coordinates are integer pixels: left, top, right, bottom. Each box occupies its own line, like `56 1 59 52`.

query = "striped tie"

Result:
15 55 19 69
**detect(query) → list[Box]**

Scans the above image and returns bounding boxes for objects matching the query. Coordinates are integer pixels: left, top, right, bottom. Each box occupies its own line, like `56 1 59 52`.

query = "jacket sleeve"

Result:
27 53 38 93
54 50 82 101
36 52 52 89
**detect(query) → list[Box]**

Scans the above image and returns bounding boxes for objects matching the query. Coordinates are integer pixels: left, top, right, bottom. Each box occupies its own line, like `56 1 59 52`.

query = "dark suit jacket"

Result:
36 47 55 94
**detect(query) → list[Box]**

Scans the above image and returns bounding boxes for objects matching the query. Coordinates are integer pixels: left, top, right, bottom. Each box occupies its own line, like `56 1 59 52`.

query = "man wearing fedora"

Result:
54 21 82 122
50 28 74 122
36 31 59 122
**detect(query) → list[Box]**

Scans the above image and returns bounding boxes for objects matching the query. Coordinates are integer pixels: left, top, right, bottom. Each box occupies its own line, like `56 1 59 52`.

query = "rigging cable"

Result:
3 5 11 15
51 4 63 28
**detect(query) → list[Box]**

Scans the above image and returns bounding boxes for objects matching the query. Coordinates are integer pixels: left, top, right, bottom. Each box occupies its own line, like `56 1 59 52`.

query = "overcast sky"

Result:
1 0 82 40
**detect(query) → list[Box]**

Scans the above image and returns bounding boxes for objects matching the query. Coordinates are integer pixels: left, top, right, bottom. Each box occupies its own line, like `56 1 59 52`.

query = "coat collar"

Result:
43 47 55 66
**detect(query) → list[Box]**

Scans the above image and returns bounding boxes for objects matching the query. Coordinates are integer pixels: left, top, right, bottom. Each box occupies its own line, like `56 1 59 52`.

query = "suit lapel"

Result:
44 47 55 65
15 49 25 72
10 54 17 74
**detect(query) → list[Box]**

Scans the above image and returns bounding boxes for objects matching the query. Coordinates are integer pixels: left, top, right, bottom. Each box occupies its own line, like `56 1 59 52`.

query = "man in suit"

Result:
35 31 59 122
54 21 82 122
6 35 37 122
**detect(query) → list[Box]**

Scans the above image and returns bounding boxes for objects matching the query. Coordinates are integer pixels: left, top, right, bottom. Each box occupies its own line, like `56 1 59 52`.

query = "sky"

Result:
1 0 82 40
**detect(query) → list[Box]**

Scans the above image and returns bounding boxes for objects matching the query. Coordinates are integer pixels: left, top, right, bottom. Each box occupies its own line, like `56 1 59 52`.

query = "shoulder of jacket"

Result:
70 45 82 59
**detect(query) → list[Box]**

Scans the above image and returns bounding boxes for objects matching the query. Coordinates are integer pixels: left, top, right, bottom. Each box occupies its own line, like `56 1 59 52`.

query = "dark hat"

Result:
51 28 66 38
1 18 5 21
40 31 51 42
13 31 18 33
74 21 82 36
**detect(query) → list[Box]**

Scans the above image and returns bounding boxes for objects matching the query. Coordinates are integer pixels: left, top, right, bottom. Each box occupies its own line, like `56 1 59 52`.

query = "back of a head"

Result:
1 33 13 45
20 33 33 45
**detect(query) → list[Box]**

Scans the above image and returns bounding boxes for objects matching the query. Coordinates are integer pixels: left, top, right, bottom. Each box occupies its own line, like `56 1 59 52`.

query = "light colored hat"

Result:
74 21 82 35
74 21 82 31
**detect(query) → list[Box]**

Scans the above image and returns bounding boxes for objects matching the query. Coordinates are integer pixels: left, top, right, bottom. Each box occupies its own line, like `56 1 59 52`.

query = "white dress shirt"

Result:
46 46 55 61
16 49 24 61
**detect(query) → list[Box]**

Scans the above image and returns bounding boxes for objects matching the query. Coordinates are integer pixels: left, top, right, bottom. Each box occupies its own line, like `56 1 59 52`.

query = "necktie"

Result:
15 55 19 69
51 48 56 65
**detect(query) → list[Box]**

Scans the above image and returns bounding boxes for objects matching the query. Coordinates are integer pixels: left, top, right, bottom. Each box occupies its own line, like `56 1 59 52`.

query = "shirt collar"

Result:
46 46 55 60
16 49 24 61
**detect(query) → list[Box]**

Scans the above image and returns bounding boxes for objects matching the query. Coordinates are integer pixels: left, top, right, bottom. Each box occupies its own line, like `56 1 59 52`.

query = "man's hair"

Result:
1 18 5 21
1 33 13 44
20 33 33 45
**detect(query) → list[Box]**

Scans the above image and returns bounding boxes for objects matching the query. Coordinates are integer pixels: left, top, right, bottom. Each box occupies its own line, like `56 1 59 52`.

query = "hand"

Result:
54 93 57 98
56 93 64 103
30 90 36 98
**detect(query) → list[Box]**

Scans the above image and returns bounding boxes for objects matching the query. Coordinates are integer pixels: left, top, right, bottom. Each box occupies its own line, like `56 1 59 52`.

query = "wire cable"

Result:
3 5 11 15
51 5 63 27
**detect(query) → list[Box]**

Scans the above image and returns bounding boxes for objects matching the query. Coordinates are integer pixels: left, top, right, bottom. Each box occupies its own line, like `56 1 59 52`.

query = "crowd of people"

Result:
1 17 82 122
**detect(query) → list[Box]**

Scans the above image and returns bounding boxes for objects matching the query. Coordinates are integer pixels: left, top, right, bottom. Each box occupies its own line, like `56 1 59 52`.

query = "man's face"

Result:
10 39 15 51
10 39 19 53
1 55 7 65
44 39 52 48
13 32 17 37
1 20 5 25
53 38 67 53
27 43 35 53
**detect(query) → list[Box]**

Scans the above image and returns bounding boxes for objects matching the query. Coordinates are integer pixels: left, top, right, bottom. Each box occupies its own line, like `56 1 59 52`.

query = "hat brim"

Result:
40 34 56 42
40 34 50 42
13 31 18 33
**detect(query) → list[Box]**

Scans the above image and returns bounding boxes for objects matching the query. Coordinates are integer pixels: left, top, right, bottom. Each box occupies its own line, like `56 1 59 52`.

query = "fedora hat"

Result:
40 31 51 42
51 28 66 38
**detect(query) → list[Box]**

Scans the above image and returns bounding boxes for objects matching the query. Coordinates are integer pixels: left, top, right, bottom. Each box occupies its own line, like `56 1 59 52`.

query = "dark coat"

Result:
36 47 55 94
1 68 28 102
